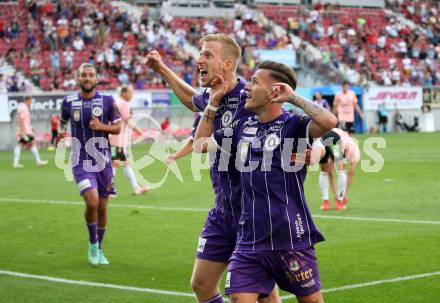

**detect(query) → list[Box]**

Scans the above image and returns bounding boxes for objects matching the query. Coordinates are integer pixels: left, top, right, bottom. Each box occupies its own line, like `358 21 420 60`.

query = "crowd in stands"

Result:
0 71 33 93
260 1 440 86
0 0 439 91
0 0 196 91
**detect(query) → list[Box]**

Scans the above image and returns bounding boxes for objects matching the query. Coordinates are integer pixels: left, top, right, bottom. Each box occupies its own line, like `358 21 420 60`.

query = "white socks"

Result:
319 172 329 200
31 145 42 163
13 145 21 165
123 166 140 190
337 171 347 201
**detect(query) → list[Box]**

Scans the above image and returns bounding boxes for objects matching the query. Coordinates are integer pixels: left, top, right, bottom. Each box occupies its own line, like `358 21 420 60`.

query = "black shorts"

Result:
18 134 35 144
338 121 354 133
378 116 388 124
111 146 127 161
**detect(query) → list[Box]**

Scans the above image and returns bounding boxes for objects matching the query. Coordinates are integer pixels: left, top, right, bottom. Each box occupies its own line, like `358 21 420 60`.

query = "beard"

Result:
79 82 97 93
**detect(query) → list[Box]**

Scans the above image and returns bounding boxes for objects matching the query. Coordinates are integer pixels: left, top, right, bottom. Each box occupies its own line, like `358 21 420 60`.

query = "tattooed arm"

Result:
270 83 337 138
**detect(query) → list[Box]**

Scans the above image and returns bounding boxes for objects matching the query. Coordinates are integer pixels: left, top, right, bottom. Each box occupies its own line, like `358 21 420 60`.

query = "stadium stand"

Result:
0 0 439 90
256 2 439 86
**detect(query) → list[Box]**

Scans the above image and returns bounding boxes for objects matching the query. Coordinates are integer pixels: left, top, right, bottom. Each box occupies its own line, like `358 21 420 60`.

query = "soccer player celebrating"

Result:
110 84 150 196
318 128 360 211
196 60 336 303
146 34 280 303
59 63 121 266
13 96 48 168
333 81 364 134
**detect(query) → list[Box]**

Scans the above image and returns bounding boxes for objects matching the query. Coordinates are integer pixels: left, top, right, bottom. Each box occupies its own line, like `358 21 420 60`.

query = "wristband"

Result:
206 103 218 112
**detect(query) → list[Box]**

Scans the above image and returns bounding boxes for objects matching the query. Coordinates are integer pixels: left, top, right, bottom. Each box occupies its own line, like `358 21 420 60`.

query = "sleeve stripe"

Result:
192 96 203 112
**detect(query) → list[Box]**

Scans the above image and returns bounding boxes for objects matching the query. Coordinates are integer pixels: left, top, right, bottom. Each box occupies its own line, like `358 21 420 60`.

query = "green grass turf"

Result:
0 132 439 302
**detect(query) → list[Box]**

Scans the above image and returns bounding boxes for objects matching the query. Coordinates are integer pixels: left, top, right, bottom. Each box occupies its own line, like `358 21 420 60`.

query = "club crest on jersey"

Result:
92 106 103 117
222 110 233 127
289 260 300 272
73 110 80 122
264 133 281 151
240 141 250 162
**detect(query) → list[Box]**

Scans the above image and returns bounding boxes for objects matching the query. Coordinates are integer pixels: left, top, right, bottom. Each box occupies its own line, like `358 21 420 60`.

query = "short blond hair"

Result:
200 33 241 69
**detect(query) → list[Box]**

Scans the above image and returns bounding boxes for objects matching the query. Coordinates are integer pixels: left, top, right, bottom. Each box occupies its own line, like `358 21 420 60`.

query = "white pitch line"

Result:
281 271 440 300
1 269 439 301
0 270 194 297
1 197 440 225
313 214 440 225
0 197 208 213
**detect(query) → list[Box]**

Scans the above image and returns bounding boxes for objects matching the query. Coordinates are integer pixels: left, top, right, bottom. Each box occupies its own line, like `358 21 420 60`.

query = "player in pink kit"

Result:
333 81 364 134
13 96 48 168
110 84 149 196
317 128 360 211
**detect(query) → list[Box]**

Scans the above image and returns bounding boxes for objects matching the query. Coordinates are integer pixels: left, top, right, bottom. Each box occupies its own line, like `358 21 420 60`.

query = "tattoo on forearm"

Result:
289 95 325 118
203 114 214 122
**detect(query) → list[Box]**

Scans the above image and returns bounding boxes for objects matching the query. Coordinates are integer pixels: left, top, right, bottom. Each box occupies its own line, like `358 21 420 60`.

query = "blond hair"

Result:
200 33 241 69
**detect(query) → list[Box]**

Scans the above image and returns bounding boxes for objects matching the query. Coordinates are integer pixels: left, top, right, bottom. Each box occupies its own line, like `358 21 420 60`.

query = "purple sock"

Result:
86 222 98 244
98 228 106 249
201 294 224 303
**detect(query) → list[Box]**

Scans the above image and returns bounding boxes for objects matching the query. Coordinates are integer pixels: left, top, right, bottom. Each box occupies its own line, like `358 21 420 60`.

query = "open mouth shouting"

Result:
199 66 208 82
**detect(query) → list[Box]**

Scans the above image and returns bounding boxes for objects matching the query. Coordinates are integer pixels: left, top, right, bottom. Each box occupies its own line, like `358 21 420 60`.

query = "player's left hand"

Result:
89 117 102 131
270 82 296 104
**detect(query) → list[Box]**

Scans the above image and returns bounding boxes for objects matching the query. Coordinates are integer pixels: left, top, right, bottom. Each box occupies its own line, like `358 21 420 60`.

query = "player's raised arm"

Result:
145 50 198 111
270 83 337 138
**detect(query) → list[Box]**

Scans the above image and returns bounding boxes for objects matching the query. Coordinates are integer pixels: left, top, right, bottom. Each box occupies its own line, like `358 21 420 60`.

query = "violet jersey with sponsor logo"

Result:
192 78 252 215
235 112 325 251
60 92 121 170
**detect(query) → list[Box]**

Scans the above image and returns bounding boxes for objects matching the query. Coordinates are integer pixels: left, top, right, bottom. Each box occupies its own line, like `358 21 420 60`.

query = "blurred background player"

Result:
13 95 48 168
48 113 60 151
165 113 201 164
313 92 331 111
318 128 361 211
110 84 150 196
333 81 364 134
377 102 389 133
59 63 121 266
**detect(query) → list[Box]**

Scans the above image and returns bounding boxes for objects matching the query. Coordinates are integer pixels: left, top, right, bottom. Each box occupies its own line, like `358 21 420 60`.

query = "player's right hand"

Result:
209 74 230 107
145 50 163 71
270 82 296 104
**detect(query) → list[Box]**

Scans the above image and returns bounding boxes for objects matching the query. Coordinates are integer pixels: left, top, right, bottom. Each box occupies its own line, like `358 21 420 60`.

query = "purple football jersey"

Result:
192 78 252 215
61 92 121 172
235 112 325 251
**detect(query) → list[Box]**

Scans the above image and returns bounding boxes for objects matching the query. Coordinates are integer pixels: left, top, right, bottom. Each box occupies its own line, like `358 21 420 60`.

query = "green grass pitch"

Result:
0 132 439 302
